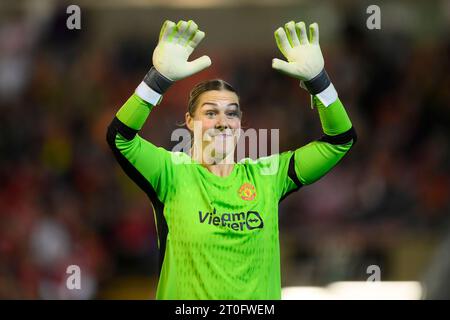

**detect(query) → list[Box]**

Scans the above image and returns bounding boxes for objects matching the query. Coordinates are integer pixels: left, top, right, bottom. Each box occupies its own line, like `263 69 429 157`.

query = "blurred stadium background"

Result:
0 0 449 299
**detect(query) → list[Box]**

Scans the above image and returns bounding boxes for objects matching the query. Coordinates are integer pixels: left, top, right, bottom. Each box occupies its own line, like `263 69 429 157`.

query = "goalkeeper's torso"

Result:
155 153 287 300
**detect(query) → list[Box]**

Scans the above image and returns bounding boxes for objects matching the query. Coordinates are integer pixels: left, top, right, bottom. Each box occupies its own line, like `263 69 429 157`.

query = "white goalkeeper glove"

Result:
153 19 211 81
272 21 337 107
136 20 211 105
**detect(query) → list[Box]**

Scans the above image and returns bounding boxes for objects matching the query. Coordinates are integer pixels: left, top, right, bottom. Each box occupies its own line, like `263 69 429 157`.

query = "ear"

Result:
185 112 194 131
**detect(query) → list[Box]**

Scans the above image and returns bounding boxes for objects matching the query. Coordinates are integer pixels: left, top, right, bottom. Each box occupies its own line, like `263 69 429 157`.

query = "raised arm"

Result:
106 20 211 200
272 21 356 186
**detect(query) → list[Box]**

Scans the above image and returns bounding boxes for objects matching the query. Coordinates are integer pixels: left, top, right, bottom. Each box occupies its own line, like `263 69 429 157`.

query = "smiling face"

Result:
186 90 242 163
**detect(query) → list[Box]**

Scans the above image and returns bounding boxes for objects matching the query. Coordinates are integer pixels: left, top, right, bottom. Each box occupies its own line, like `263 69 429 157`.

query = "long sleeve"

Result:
115 93 154 130
106 93 174 203
292 96 357 186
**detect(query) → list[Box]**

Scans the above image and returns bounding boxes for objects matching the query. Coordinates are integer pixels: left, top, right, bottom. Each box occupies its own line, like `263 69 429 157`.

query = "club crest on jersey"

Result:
238 182 256 201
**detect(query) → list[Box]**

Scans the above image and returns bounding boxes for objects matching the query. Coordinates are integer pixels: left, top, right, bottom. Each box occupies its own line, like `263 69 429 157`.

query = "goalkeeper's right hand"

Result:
136 20 211 106
153 20 211 81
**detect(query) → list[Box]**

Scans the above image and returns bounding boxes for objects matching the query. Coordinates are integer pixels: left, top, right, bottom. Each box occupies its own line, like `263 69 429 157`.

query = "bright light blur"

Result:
282 282 423 300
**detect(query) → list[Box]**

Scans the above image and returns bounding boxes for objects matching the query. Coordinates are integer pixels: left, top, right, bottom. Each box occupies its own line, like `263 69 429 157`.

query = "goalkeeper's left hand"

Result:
272 21 323 81
272 21 337 107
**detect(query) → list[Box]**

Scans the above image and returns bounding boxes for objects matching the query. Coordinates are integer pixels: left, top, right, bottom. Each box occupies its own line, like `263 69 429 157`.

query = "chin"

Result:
210 148 232 161
213 139 235 159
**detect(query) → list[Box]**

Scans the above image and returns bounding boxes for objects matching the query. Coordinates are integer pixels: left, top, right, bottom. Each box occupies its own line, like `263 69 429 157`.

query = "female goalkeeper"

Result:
107 19 356 299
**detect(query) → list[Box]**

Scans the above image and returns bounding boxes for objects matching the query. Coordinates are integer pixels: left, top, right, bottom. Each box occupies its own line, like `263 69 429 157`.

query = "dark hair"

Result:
188 79 241 117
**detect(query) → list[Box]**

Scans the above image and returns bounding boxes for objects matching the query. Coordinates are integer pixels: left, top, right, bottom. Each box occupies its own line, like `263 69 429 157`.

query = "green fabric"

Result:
110 93 355 299
116 94 154 130
294 97 355 185
315 96 352 135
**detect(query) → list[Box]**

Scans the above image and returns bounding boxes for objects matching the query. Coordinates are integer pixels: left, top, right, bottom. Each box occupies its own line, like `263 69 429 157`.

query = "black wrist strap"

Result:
303 69 331 95
143 67 174 94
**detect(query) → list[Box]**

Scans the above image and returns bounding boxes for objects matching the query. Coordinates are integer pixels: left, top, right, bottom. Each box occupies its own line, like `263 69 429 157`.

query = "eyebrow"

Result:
201 102 239 108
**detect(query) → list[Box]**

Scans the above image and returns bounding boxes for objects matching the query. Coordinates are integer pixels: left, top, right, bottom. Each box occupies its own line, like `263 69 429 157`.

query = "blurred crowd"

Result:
0 6 449 299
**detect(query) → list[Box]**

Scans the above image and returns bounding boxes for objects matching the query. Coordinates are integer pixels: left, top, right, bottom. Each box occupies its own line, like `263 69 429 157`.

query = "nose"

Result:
215 114 229 131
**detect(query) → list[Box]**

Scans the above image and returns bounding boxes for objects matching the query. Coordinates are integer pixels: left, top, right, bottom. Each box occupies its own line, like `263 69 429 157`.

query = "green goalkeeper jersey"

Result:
107 93 356 300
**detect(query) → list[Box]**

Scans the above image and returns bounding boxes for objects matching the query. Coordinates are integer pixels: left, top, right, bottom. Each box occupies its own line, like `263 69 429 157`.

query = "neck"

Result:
203 162 235 177
190 146 235 177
